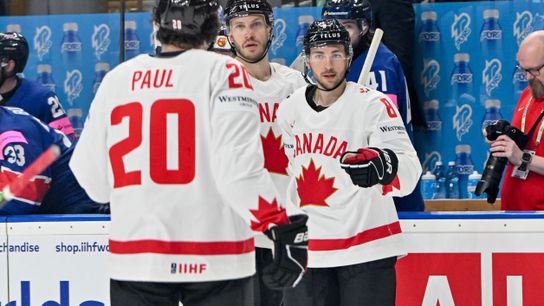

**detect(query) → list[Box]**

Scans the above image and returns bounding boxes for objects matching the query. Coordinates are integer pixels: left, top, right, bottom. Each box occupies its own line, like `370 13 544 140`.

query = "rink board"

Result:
1 212 544 305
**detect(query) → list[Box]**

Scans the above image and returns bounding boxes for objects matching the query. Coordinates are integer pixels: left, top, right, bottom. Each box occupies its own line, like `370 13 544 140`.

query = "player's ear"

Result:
4 59 16 73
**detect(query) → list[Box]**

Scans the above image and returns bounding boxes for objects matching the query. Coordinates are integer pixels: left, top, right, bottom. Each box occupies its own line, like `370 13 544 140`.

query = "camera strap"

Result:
521 97 544 146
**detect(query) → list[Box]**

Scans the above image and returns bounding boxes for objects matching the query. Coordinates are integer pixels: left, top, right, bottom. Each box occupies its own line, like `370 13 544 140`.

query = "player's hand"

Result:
263 214 308 290
340 147 398 188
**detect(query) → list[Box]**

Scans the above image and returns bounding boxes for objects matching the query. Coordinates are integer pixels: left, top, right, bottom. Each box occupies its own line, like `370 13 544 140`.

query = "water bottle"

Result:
455 145 474 199
467 171 484 199
424 99 442 132
36 64 56 92
446 161 460 199
433 161 447 199
419 11 440 52
512 62 528 97
6 24 21 33
124 20 141 60
68 108 83 137
480 9 502 59
448 53 475 107
92 62 110 94
295 15 314 54
421 171 437 200
481 99 503 131
61 22 83 66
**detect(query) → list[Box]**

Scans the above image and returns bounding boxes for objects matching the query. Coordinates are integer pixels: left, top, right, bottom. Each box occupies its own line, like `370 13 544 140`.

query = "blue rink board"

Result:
4 211 544 223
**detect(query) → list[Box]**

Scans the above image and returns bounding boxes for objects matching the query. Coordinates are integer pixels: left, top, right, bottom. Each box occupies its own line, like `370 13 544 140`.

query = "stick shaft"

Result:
3 144 61 201
357 28 384 86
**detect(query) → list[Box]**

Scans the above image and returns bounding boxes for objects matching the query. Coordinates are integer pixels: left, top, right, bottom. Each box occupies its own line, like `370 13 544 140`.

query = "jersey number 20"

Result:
109 99 195 188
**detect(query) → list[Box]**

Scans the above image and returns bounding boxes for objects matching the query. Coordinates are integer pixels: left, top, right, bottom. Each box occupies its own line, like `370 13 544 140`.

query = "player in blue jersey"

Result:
0 32 75 139
0 106 107 215
322 0 424 211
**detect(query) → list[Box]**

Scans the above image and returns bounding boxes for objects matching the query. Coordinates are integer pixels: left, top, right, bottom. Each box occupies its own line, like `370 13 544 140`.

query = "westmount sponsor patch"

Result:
217 95 258 108
377 123 407 140
379 125 406 133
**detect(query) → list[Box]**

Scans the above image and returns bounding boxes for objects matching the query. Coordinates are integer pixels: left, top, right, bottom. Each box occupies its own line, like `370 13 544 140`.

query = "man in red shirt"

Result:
488 30 544 210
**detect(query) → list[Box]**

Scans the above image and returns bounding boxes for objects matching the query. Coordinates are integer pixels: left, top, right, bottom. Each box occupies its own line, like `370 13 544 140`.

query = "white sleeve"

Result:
210 59 291 231
276 98 305 216
367 94 422 197
69 73 111 204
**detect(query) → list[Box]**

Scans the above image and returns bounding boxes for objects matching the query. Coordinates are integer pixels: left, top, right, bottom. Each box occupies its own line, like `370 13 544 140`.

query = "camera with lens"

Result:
475 120 529 203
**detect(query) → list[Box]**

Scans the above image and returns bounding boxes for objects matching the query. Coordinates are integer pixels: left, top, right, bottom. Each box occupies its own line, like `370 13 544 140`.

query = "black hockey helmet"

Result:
303 19 352 56
322 0 372 30
0 32 29 73
224 0 274 27
155 0 219 36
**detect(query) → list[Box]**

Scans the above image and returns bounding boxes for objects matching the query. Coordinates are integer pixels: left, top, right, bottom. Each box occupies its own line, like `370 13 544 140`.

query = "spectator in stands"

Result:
487 30 544 210
0 32 75 139
321 0 425 211
0 106 108 215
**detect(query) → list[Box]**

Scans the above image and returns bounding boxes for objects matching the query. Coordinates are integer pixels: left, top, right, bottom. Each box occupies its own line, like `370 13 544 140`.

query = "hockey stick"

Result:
0 144 61 205
357 28 384 86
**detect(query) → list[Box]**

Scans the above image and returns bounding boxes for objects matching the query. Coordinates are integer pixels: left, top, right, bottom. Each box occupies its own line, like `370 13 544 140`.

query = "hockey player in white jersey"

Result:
322 0 425 212
224 1 307 305
69 1 308 305
276 19 422 306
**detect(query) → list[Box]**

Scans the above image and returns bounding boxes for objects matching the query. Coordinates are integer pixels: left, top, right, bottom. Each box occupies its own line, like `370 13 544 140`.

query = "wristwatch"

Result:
518 151 533 171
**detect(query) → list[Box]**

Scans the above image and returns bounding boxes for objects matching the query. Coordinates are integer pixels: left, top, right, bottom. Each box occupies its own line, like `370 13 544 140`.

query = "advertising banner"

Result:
1 214 543 305
0 217 7 303
3 216 109 306
397 214 544 306
0 13 154 135
413 1 544 198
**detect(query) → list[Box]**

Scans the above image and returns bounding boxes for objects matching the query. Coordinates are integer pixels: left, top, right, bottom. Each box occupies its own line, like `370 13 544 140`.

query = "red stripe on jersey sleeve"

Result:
109 238 255 255
308 221 402 251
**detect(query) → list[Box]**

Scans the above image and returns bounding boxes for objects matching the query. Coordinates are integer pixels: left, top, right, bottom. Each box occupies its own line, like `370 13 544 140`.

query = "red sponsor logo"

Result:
396 252 544 305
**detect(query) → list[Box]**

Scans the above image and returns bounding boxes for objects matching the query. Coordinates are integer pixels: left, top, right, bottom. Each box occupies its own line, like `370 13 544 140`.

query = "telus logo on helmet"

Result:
319 33 341 39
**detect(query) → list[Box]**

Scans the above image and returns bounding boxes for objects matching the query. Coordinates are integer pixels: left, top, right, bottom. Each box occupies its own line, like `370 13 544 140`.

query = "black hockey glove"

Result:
340 147 398 188
263 214 308 290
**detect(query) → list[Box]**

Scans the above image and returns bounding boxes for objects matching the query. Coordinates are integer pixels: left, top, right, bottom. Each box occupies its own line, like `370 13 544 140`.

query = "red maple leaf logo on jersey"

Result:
296 159 337 208
382 176 401 196
261 128 288 175
250 197 289 232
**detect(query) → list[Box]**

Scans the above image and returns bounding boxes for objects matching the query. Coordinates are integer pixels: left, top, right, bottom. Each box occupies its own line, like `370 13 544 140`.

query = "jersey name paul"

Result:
131 69 174 91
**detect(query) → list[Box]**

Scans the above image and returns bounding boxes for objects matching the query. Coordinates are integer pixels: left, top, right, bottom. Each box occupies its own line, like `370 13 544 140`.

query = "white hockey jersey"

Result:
70 50 290 282
250 62 306 248
277 82 422 268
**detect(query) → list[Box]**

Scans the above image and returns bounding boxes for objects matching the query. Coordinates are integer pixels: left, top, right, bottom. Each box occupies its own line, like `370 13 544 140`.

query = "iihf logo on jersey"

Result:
421 59 440 97
64 69 83 105
451 13 471 50
92 24 111 60
482 59 502 96
34 26 53 61
453 104 473 141
271 18 286 55
422 151 441 173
